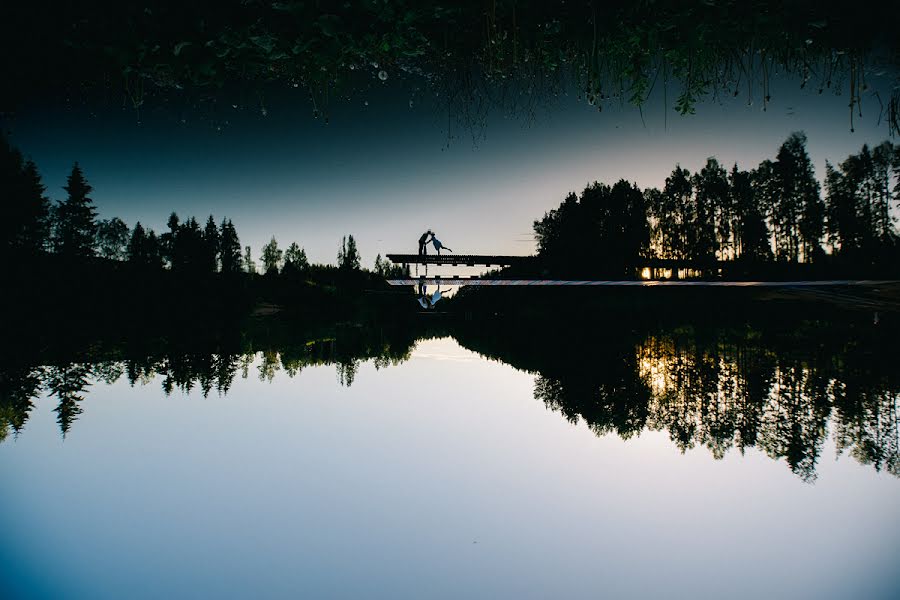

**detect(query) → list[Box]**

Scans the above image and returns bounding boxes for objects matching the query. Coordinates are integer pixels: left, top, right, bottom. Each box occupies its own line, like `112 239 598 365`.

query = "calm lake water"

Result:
2 332 899 599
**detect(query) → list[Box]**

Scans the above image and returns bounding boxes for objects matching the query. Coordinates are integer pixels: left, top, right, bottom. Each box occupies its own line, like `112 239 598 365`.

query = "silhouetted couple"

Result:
418 230 452 255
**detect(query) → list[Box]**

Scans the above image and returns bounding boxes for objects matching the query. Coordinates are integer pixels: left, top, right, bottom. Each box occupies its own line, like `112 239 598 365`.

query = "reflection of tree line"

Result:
455 322 898 482
3 315 896 482
0 331 422 442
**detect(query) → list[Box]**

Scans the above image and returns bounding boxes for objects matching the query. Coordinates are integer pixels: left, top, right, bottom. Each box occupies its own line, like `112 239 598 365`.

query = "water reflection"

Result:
2 319 896 482
454 318 898 482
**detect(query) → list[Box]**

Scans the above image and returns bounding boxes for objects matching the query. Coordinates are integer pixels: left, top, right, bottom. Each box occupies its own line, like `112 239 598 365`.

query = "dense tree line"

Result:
0 135 381 281
534 132 900 277
5 317 894 482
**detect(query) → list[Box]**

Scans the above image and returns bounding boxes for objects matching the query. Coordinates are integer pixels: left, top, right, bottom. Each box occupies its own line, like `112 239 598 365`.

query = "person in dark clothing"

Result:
418 230 433 255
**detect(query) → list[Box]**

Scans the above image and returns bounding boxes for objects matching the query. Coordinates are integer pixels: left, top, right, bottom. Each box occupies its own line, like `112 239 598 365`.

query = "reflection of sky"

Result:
1 337 898 599
4 72 897 267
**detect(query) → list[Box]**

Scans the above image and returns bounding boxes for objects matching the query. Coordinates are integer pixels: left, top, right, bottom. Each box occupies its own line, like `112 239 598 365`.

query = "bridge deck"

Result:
386 253 530 266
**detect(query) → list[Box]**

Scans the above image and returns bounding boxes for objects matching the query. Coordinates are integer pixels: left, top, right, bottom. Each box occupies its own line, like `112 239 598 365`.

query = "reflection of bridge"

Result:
387 278 898 287
386 254 530 267
386 254 735 269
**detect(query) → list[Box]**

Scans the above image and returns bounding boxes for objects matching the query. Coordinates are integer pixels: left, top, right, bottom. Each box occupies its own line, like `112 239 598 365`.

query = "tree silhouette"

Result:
244 245 257 274
126 221 163 268
771 132 824 262
19 160 52 253
219 218 242 274
534 180 648 277
664 165 694 261
283 242 309 277
53 163 98 258
337 235 361 271
692 158 728 262
0 136 51 255
261 236 283 274
374 253 410 278
161 212 180 267
44 363 91 438
181 217 205 273
729 165 771 262
203 215 220 272
825 141 898 264
96 217 129 260
0 366 43 443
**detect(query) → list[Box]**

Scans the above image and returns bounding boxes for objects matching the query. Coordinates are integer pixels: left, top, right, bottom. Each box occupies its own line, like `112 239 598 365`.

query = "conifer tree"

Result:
219 218 242 274
203 215 220 272
54 163 98 258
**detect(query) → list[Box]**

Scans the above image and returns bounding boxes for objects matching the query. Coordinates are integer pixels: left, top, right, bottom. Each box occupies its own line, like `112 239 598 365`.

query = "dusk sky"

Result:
5 72 896 267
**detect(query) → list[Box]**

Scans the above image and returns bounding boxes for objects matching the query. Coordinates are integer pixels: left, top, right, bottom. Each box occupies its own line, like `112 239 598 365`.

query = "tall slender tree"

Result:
1 137 50 254
244 245 257 274
53 163 98 258
261 236 284 274
219 218 242 274
337 235 361 271
771 133 823 262
692 158 728 261
729 165 771 262
663 166 693 261
203 215 220 272
18 160 51 253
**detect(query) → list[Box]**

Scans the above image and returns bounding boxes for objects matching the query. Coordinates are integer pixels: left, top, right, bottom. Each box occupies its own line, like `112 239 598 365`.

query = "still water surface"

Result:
1 336 898 599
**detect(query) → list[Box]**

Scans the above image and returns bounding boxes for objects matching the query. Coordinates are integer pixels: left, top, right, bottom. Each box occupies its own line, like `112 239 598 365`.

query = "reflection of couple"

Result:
418 229 452 255
417 281 444 309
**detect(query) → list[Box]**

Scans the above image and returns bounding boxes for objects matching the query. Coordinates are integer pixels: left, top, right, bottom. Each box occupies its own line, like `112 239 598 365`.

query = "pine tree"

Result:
203 215 220 272
19 160 51 253
173 217 203 273
126 222 162 268
219 218 242 274
1 136 51 254
160 212 180 267
54 163 98 258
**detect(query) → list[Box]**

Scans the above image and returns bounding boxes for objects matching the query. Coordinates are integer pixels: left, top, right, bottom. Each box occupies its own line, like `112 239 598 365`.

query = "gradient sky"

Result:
3 71 897 267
